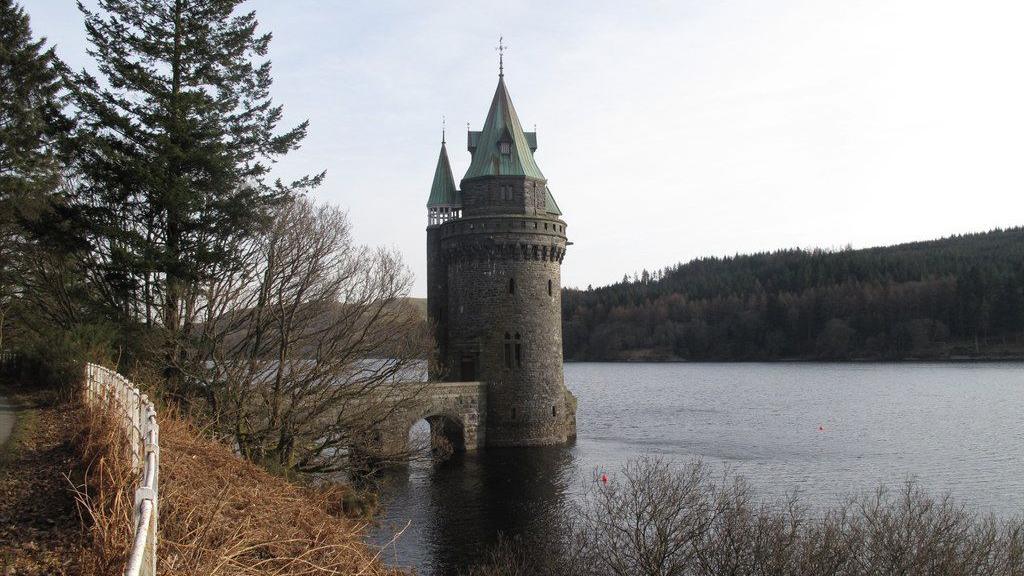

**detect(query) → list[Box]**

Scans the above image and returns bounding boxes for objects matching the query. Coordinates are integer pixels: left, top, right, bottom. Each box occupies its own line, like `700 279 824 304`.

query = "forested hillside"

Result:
562 228 1024 361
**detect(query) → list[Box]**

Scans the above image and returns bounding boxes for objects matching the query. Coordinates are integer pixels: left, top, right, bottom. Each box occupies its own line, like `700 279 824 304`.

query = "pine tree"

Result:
0 0 69 352
0 0 67 199
63 0 322 375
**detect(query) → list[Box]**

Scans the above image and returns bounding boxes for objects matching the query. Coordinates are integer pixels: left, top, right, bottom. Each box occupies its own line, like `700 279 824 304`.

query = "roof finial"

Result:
496 36 506 77
442 114 446 144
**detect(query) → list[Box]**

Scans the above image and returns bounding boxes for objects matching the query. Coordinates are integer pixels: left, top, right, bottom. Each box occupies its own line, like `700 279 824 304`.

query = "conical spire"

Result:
463 76 545 180
427 140 459 207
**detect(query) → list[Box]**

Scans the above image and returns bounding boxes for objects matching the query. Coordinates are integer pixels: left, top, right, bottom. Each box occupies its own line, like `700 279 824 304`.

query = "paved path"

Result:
0 395 16 453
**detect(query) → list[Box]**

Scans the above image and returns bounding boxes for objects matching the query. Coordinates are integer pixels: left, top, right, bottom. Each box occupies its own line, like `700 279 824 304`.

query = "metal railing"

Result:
84 364 159 576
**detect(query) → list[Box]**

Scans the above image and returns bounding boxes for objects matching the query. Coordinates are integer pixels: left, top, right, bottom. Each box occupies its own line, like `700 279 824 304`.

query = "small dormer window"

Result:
498 141 511 155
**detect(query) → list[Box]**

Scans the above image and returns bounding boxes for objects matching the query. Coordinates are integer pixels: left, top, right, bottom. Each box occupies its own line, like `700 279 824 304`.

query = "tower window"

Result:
511 407 517 420
552 405 557 417
509 277 516 295
515 333 522 368
499 141 511 155
504 333 512 369
548 279 553 296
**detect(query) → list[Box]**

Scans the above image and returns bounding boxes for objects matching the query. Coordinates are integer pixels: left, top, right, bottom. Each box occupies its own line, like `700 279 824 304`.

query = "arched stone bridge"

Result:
373 381 487 456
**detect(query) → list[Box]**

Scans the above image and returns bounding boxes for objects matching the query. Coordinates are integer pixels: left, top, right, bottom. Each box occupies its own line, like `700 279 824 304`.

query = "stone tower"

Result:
425 69 576 447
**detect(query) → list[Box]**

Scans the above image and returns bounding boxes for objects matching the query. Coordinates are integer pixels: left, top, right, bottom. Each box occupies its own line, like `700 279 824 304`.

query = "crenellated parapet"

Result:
440 238 566 264
438 215 567 236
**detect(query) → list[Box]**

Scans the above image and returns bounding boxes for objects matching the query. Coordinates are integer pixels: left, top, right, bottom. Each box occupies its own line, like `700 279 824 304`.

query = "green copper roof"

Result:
427 141 460 207
545 186 562 216
463 76 545 180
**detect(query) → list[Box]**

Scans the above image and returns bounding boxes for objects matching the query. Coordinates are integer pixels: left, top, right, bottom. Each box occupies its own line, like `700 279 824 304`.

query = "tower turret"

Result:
426 137 461 225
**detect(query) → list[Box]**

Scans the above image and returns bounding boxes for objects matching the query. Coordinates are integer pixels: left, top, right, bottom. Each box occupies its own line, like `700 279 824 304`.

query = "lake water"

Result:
369 362 1024 575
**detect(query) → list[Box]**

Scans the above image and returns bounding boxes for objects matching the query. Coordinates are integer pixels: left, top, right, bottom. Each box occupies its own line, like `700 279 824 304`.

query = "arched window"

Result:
508 277 516 295
504 332 512 369
511 407 517 420
515 333 522 368
548 279 553 296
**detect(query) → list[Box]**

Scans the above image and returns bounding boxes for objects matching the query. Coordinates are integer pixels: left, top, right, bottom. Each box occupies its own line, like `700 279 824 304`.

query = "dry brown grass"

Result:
157 415 401 575
72 400 403 576
69 400 136 576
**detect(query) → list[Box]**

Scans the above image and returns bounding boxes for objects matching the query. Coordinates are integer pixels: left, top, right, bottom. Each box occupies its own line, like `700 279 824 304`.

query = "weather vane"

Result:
442 114 446 144
496 36 507 77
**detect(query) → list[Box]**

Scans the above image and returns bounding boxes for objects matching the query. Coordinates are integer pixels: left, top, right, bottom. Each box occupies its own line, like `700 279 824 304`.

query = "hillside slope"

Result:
562 228 1024 361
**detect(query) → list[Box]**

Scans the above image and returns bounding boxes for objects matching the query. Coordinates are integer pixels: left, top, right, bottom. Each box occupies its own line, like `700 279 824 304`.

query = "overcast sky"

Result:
25 0 1024 296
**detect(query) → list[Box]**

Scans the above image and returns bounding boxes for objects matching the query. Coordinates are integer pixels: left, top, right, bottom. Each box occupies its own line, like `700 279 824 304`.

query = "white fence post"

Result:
83 364 160 576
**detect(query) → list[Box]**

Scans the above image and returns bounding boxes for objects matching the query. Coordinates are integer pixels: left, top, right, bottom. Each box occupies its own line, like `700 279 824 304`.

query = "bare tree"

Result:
176 197 431 474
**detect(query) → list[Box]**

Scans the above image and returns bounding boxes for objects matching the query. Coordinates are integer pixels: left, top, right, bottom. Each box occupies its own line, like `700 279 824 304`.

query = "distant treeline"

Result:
562 228 1024 361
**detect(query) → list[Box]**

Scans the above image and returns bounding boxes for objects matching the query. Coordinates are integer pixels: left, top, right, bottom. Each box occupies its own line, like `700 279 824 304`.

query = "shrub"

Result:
465 457 1024 576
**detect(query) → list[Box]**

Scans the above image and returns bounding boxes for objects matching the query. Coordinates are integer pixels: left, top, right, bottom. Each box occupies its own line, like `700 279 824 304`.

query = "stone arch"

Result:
402 405 470 458
364 382 486 459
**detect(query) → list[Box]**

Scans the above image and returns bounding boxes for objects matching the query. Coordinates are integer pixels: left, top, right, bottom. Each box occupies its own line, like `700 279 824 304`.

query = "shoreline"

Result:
564 356 1024 364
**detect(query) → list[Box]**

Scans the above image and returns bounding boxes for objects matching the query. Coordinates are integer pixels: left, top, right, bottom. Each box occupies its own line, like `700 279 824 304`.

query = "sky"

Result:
24 0 1024 296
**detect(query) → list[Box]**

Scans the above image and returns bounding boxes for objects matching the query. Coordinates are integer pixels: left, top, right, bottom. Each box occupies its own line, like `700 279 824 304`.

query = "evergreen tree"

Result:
563 228 1024 361
62 0 322 379
0 0 69 351
0 0 66 199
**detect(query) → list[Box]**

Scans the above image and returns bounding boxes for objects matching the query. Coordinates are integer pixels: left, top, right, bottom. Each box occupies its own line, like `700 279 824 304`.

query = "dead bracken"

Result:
72 399 401 576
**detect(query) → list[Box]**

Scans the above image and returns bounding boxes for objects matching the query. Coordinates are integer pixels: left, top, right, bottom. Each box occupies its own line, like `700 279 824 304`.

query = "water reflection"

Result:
373 445 575 575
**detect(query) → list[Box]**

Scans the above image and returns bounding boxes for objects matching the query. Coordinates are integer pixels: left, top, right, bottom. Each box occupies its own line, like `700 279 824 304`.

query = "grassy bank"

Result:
0 376 400 576
75 399 401 575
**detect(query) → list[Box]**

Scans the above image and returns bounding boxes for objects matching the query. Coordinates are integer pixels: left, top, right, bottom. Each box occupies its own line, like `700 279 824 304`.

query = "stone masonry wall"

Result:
374 381 487 454
460 177 549 217
437 211 575 446
426 226 447 379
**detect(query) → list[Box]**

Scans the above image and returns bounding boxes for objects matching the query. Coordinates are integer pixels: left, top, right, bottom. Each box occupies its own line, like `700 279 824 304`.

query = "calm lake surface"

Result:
369 362 1024 575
